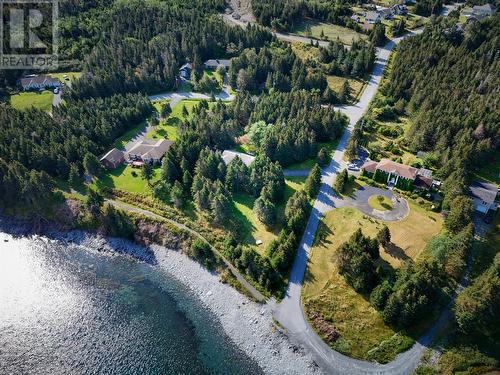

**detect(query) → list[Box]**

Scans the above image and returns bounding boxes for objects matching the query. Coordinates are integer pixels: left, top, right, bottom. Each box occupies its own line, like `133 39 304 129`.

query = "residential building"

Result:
204 59 231 70
20 75 61 91
366 11 382 24
461 3 496 20
392 4 408 15
179 63 193 80
100 148 125 169
362 158 435 190
469 181 498 214
380 8 394 19
222 150 255 167
127 139 173 165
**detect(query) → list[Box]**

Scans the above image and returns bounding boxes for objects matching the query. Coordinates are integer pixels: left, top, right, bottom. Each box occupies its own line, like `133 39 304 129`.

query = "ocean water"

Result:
0 233 263 375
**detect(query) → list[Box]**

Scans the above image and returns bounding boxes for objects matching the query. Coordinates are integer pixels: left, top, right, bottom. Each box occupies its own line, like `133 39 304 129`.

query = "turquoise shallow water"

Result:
0 234 262 375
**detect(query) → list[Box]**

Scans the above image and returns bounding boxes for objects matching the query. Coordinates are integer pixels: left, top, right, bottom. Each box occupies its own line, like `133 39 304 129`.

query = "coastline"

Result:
0 215 321 375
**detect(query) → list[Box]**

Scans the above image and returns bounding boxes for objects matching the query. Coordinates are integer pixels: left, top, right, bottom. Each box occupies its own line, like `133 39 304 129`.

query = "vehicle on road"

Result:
347 163 360 171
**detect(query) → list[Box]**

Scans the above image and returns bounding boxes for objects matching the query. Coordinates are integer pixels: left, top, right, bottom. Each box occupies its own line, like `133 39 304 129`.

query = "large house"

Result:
222 150 255 167
204 59 232 70
461 3 497 20
362 158 434 190
127 139 173 165
100 148 125 169
365 11 382 24
469 181 498 214
20 75 60 91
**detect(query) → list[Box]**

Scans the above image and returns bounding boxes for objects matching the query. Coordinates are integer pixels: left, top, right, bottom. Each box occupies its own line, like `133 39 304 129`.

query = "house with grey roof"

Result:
222 150 255 167
366 11 382 24
127 139 173 165
204 59 232 70
469 181 498 214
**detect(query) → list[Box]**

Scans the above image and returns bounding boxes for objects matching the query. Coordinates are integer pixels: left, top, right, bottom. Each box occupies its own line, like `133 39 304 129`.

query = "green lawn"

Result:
148 99 218 141
10 91 54 112
49 71 82 82
294 19 368 45
113 121 148 149
94 164 161 195
231 177 306 256
368 194 393 211
303 202 443 361
327 75 367 103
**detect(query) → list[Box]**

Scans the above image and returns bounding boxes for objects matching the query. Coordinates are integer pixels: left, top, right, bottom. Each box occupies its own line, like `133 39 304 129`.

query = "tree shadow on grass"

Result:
313 219 334 247
384 243 411 262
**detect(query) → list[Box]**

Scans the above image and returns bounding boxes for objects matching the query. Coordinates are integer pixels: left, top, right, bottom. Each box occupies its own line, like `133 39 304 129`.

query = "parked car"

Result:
347 163 360 171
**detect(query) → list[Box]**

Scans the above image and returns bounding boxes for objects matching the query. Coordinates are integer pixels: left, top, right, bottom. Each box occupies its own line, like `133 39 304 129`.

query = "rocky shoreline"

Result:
0 215 320 375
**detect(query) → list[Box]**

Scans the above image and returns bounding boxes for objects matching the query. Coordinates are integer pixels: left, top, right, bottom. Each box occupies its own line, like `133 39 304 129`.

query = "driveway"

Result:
273 29 430 375
333 185 409 221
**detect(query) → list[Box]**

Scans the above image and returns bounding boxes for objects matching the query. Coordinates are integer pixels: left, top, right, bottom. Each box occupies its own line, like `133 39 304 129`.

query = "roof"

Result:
128 139 173 160
415 175 433 189
222 150 255 167
179 63 192 71
469 181 498 205
376 159 418 180
362 160 378 174
366 11 381 20
20 75 60 87
204 59 231 68
100 148 124 164
417 168 433 179
473 3 496 12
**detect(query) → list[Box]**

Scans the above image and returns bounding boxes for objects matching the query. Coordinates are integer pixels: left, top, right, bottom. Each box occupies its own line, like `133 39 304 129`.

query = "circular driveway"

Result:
333 185 409 221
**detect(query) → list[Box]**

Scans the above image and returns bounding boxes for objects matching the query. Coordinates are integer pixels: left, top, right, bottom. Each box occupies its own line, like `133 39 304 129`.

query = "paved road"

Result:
333 185 409 222
273 29 426 375
440 2 464 16
148 86 234 103
107 199 266 303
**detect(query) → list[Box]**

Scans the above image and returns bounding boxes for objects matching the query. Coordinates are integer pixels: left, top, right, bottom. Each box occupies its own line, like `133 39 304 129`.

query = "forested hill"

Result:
61 0 273 99
382 14 499 189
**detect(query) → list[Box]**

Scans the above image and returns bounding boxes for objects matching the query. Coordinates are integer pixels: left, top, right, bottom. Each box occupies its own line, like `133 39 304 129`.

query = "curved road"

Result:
273 30 428 375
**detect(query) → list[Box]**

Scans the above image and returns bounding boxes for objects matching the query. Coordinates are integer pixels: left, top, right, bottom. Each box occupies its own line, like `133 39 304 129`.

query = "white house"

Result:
20 75 60 91
469 181 498 214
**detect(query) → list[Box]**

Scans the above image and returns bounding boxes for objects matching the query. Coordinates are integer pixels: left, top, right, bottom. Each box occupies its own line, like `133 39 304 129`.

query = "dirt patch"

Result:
309 311 340 343
226 0 256 23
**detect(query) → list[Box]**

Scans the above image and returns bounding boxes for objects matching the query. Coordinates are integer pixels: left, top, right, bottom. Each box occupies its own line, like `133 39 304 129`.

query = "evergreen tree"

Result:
305 164 322 198
171 181 184 208
83 153 102 178
141 163 154 185
334 169 349 194
254 195 277 227
85 188 104 219
377 225 391 249
161 103 172 118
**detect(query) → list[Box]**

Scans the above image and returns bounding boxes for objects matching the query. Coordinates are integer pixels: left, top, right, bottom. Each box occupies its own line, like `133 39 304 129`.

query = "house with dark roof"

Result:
100 148 125 169
20 75 60 91
179 63 193 80
469 181 498 214
362 158 436 190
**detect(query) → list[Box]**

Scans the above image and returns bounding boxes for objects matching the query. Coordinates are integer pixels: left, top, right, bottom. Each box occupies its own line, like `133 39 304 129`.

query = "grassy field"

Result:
10 90 54 112
231 177 306 256
148 99 218 141
49 71 82 82
94 164 161 195
303 201 443 361
327 75 366 103
368 194 393 211
294 20 367 45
